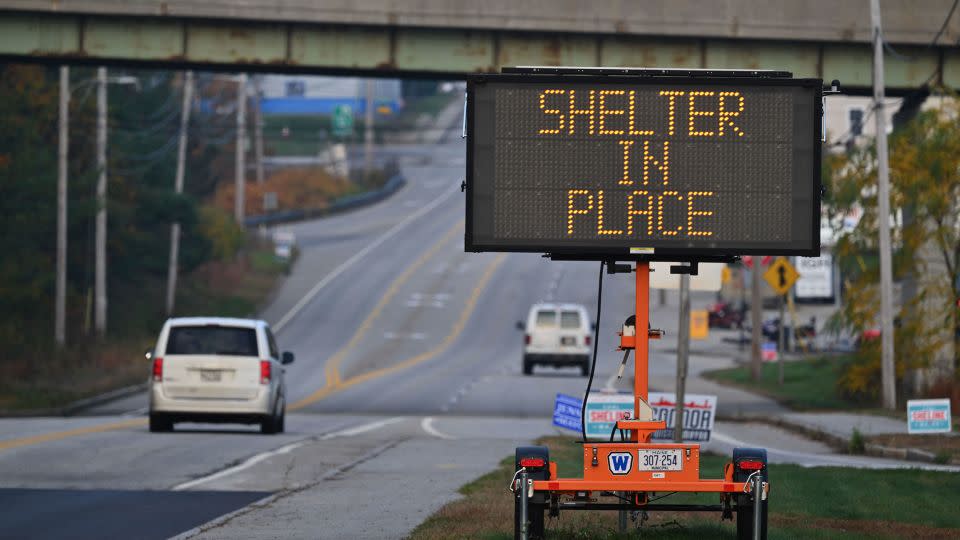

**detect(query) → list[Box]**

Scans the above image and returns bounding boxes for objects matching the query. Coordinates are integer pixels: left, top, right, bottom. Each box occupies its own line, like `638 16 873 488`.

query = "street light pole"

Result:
94 66 108 338
56 65 69 347
364 78 375 180
235 73 247 225
871 0 897 410
165 70 194 316
253 76 265 185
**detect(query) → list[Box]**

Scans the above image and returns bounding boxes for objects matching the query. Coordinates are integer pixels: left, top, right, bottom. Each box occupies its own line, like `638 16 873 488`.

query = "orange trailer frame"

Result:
514 262 769 539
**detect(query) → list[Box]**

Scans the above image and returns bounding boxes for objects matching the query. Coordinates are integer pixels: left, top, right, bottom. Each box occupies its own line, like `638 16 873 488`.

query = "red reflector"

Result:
152 357 163 382
738 460 764 471
585 335 592 346
524 334 531 345
520 457 545 468
260 360 271 384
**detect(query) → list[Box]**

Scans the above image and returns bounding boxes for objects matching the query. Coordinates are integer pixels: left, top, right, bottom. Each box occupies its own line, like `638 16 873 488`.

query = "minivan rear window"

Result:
560 311 582 329
166 326 259 356
535 310 557 328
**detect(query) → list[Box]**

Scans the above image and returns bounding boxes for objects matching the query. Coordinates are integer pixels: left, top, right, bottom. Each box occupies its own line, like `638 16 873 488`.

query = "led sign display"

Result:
466 74 822 257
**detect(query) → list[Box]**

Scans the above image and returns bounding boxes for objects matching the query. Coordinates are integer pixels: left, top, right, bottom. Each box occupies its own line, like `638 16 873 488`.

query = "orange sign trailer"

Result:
512 262 769 539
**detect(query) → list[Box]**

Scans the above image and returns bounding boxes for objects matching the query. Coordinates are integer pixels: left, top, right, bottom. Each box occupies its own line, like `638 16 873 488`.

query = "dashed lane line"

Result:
290 220 463 408
292 252 507 409
273 186 458 333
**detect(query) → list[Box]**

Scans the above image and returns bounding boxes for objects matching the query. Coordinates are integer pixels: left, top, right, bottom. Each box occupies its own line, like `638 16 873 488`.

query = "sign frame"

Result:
464 70 823 260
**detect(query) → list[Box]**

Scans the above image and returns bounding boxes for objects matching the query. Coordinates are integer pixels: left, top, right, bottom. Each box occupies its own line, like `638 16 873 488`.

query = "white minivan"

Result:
147 317 294 434
518 303 593 376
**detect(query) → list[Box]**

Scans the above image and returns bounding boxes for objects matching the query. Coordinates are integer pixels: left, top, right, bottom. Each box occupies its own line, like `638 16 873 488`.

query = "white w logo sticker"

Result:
607 452 633 475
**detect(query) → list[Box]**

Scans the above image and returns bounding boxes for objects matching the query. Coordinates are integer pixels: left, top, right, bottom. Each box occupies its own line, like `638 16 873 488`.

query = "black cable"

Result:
581 260 605 442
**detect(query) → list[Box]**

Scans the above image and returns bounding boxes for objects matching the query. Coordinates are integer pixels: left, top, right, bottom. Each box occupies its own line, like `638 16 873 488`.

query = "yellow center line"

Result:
0 417 146 453
292 252 507 408
291 219 465 410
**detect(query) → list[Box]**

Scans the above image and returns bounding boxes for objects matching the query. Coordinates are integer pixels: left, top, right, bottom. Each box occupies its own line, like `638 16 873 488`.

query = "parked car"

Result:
147 317 294 434
517 303 594 376
707 301 746 329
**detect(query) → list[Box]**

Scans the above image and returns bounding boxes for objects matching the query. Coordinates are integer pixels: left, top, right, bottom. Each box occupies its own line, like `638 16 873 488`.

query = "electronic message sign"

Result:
465 72 822 258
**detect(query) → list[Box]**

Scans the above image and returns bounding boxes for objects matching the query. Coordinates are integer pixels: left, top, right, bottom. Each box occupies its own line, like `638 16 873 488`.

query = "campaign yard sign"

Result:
552 393 583 432
907 399 952 434
584 392 717 442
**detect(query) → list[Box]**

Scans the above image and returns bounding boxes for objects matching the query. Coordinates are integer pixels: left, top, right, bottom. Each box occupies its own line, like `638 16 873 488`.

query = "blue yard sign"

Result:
552 393 582 432
907 399 952 434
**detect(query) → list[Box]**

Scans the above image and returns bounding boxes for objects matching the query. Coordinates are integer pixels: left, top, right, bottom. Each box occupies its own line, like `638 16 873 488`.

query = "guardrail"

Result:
243 173 406 227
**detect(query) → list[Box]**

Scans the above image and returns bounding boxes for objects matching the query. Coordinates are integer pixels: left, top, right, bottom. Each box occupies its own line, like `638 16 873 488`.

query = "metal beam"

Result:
0 11 954 90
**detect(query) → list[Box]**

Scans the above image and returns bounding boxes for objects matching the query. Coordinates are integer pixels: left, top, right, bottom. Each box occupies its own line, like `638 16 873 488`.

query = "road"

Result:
2 135 958 539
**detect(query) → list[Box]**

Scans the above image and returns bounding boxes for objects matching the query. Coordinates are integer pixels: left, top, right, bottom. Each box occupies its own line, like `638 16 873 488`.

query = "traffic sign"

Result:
742 255 772 269
690 310 709 340
332 104 354 137
763 256 799 295
464 73 822 258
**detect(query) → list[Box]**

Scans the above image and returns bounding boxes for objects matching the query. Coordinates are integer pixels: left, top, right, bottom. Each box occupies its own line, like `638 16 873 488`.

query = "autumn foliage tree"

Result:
826 97 960 402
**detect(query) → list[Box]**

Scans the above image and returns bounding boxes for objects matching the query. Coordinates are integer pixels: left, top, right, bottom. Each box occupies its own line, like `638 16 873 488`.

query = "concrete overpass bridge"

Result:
2 0 960 91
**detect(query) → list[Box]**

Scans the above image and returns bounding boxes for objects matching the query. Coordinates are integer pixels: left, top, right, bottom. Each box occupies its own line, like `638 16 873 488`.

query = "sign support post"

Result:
674 271 690 442
778 294 786 385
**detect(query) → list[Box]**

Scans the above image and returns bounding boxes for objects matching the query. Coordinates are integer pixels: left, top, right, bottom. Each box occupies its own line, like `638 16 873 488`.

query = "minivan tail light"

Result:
152 357 163 382
585 335 592 346
260 360 271 385
524 334 531 345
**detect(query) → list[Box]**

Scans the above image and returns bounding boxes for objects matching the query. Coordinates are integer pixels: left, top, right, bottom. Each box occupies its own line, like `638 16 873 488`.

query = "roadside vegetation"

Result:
0 64 292 412
410 436 960 539
702 355 857 411
822 96 960 410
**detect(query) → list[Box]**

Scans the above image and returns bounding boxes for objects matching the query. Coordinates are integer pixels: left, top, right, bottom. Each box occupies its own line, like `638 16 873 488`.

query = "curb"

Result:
0 382 147 418
720 414 949 465
243 174 406 228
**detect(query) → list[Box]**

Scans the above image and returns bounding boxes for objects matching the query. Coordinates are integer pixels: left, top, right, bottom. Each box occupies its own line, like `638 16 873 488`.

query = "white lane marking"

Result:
319 416 404 439
171 417 404 491
421 417 456 440
123 407 148 417
172 439 309 491
273 186 458 333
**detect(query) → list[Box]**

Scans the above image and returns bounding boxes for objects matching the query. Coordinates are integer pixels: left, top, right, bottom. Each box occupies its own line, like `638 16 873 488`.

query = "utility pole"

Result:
750 259 762 382
165 70 194 316
234 73 247 225
871 0 897 410
673 272 691 443
94 66 108 338
55 65 69 347
364 78 375 180
253 76 265 185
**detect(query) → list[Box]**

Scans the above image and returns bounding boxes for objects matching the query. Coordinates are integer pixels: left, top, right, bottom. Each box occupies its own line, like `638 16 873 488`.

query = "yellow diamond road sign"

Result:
763 257 800 295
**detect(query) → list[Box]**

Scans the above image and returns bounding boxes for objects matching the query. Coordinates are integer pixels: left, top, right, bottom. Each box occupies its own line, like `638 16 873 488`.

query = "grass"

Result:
0 241 288 413
702 355 858 410
410 436 960 539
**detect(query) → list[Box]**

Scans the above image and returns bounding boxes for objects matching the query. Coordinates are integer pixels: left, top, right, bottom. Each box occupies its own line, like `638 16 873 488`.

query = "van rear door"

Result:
160 325 262 400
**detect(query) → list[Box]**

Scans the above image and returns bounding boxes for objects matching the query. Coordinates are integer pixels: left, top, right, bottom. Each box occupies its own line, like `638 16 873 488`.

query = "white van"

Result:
519 303 593 376
147 317 294 434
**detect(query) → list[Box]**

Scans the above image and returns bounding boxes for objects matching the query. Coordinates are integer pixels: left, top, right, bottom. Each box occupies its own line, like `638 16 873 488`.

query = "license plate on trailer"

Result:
637 449 682 471
200 370 222 382
560 336 576 345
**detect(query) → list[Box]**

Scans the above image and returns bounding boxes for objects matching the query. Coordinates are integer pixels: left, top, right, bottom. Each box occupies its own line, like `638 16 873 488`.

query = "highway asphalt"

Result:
3 134 958 539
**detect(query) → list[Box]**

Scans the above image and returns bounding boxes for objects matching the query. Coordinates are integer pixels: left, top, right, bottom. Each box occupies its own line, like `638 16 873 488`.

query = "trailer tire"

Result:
514 446 550 539
733 448 768 540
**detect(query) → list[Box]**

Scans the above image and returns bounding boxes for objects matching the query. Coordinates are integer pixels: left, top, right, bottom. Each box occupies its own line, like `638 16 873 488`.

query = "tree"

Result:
827 97 960 400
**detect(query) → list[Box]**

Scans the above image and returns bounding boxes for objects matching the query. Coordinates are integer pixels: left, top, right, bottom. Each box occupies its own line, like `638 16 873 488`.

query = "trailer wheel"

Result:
514 446 550 539
733 448 768 540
